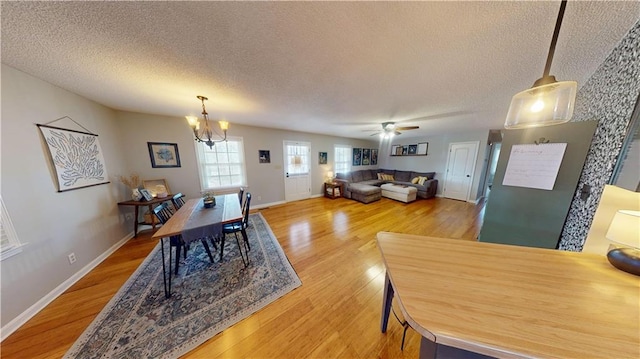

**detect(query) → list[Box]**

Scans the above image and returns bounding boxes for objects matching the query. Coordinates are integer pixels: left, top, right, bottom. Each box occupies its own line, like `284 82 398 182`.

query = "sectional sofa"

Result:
334 169 438 203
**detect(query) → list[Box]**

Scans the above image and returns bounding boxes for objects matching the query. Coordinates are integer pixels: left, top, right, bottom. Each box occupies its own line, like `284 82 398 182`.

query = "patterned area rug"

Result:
65 213 301 358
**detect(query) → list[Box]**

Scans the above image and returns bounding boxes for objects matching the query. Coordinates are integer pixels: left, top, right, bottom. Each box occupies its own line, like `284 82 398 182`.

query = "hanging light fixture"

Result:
504 0 577 129
185 95 229 149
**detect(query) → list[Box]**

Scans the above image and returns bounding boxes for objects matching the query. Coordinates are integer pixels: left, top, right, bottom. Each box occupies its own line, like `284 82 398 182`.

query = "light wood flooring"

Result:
1 196 485 358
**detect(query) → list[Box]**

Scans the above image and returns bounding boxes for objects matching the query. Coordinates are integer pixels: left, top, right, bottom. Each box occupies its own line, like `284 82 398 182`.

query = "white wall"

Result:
115 111 380 206
1 65 132 328
379 130 489 201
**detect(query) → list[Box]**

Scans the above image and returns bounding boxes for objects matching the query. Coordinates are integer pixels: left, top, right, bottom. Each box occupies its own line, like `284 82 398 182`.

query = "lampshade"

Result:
606 210 640 249
504 1 577 129
186 96 229 149
327 171 334 179
605 210 640 276
505 80 577 129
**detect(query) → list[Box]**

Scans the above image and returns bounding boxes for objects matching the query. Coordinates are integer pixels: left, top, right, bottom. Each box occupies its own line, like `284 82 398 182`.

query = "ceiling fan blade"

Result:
370 132 382 137
396 126 419 131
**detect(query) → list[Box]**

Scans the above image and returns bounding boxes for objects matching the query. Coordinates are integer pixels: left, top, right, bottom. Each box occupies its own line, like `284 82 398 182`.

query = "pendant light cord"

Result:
542 0 568 79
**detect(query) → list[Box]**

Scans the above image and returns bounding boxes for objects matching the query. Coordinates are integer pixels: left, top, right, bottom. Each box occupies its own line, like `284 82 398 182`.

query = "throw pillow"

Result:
377 173 383 180
411 177 419 184
383 174 395 181
418 176 427 186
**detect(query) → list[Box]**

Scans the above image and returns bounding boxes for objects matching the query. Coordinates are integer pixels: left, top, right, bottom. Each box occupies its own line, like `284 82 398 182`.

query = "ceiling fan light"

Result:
505 80 577 129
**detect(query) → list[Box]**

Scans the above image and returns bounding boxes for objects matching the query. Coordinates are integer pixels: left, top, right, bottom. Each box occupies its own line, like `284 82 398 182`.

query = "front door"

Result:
283 141 311 202
443 141 479 201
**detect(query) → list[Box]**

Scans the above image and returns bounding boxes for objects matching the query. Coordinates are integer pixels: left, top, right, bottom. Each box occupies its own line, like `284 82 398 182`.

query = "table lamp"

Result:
326 171 334 183
606 210 640 276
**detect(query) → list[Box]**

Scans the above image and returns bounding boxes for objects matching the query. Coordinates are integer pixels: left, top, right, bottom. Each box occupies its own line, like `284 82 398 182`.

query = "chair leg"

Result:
218 235 226 261
200 239 215 263
233 232 249 267
174 242 181 275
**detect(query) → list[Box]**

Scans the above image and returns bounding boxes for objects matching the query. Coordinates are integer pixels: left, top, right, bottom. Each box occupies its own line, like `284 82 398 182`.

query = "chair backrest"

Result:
172 192 186 210
242 193 252 228
153 202 173 225
238 187 245 205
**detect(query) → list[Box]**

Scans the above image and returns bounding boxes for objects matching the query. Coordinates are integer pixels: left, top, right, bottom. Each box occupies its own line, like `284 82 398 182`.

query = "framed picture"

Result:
319 151 328 164
142 178 171 194
408 144 417 155
394 146 403 156
352 148 362 166
147 142 181 168
371 149 378 165
418 142 429 155
259 150 270 163
37 124 110 192
139 188 154 201
362 149 371 165
402 146 408 155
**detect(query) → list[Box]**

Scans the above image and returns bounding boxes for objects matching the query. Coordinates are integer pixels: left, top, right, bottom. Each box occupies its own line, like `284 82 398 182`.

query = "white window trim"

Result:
194 136 248 193
1 197 26 261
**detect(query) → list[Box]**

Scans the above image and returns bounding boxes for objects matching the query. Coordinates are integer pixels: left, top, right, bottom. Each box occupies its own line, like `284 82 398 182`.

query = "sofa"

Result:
334 169 438 203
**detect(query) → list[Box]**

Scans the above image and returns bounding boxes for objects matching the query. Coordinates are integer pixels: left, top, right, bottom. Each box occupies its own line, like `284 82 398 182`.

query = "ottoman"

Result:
381 183 417 203
348 183 382 204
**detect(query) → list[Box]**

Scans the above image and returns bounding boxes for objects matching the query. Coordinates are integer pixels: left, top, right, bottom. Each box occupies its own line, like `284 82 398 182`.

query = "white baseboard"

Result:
0 231 134 342
252 200 286 210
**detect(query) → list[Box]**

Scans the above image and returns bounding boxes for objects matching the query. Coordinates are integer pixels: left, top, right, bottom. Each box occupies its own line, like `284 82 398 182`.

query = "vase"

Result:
132 188 143 201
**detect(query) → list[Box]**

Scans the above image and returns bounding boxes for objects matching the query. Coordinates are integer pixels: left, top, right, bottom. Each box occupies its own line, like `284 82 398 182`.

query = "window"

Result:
1 197 23 260
195 137 247 192
334 145 352 174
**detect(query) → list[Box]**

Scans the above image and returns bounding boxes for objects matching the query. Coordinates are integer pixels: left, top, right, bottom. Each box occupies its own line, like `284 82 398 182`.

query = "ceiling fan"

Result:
371 122 419 137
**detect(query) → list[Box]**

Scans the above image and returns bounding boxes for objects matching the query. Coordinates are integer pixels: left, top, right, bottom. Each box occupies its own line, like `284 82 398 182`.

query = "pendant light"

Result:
505 0 577 129
185 95 229 149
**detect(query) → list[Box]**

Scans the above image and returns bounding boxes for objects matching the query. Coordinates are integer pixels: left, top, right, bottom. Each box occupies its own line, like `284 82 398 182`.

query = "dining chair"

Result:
172 192 186 211
220 192 252 266
238 187 245 206
154 202 215 275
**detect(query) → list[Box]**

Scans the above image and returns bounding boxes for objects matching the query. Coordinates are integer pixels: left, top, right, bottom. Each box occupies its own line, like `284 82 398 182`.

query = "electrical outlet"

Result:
68 253 77 264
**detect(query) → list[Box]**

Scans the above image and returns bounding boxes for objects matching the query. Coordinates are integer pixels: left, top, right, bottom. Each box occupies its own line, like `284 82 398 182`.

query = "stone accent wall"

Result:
559 21 640 251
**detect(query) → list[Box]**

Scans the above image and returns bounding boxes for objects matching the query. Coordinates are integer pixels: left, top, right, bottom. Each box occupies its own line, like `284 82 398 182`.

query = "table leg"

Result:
133 206 140 237
161 238 172 298
381 271 394 333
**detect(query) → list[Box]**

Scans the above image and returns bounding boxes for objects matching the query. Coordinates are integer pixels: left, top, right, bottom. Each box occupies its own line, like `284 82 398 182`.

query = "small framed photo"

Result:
319 152 328 164
139 188 154 201
417 142 429 155
259 150 270 164
147 142 181 168
352 148 362 166
408 144 417 155
362 149 370 165
371 149 378 165
402 146 408 155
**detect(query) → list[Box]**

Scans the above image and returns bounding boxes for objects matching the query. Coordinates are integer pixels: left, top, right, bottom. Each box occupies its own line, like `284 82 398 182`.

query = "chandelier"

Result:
185 95 229 149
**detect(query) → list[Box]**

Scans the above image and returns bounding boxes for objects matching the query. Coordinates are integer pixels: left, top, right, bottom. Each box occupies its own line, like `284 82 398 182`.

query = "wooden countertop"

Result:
377 232 640 359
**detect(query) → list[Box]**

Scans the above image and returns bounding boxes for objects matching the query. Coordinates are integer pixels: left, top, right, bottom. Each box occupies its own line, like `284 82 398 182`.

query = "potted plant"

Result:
202 192 216 208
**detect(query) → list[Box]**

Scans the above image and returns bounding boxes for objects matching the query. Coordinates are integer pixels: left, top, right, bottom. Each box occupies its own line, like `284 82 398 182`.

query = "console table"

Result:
117 195 174 237
377 232 639 359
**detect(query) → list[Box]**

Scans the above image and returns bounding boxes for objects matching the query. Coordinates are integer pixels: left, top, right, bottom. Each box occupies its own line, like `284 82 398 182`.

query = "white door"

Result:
443 141 479 201
283 141 311 202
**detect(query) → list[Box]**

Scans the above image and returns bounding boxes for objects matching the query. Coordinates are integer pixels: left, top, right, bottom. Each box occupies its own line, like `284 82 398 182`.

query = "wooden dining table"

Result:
152 194 244 298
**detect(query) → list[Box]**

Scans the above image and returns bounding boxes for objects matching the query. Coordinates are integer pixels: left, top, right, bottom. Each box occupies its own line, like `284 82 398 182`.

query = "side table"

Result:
324 182 342 199
117 195 175 237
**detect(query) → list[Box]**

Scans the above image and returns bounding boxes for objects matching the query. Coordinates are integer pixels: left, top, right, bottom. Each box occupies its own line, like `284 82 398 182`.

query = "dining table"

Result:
152 193 244 298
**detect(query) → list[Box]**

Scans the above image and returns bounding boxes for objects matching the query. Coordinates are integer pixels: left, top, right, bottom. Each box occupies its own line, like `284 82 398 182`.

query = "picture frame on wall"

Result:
402 146 409 155
319 151 328 164
147 142 181 168
408 144 417 155
362 148 370 165
352 148 362 166
395 146 403 156
371 149 378 165
418 142 429 155
259 150 271 164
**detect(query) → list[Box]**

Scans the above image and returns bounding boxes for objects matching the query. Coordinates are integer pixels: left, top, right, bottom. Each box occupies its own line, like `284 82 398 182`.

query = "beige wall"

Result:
115 111 380 206
1 65 132 329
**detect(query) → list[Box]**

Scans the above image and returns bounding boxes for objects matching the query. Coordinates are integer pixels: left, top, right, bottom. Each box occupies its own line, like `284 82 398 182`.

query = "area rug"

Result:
64 212 301 359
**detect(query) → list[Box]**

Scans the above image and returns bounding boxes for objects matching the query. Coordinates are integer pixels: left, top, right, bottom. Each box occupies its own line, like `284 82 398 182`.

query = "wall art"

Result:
318 151 327 164
352 148 362 166
148 142 181 168
259 150 270 164
37 124 110 192
371 149 378 165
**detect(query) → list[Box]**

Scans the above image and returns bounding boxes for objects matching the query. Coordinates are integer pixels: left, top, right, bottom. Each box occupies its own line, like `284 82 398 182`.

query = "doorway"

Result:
443 141 479 201
283 141 311 202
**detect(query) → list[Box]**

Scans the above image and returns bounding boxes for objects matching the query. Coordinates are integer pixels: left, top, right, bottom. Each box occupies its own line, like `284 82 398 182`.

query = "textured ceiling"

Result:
2 1 639 140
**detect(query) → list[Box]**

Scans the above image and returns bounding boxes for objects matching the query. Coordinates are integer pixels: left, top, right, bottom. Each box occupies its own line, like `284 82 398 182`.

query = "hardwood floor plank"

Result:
1 196 484 358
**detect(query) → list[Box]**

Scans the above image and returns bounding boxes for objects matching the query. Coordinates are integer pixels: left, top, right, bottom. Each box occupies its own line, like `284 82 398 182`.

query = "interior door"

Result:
283 141 311 202
443 141 479 201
